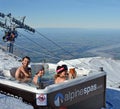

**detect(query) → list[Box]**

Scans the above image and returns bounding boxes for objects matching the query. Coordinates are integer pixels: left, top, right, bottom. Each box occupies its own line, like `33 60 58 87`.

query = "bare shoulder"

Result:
55 77 65 84
15 66 22 73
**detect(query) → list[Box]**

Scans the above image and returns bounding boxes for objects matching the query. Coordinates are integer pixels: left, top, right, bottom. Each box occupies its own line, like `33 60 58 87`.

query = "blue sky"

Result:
0 0 120 29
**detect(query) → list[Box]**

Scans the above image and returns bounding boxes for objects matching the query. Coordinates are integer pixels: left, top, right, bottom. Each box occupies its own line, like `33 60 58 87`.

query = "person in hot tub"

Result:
15 56 32 82
32 65 45 85
54 64 68 84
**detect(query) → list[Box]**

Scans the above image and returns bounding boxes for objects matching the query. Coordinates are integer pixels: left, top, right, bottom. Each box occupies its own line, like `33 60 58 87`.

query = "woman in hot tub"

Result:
54 64 76 84
54 64 68 84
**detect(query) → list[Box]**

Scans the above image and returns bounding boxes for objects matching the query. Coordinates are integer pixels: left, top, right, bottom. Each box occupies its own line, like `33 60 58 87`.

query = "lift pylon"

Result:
0 12 35 53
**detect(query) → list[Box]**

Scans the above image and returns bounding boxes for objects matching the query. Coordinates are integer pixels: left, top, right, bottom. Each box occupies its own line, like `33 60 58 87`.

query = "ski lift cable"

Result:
18 31 61 60
14 43 59 60
36 30 77 58
16 32 83 68
35 30 87 68
17 31 61 60
1 29 82 69
14 36 56 57
14 43 44 55
15 41 80 68
18 31 84 69
2 17 60 59
0 12 75 59
0 12 83 68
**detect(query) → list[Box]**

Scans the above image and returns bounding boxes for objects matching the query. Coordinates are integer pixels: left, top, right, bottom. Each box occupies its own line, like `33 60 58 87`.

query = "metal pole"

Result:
9 42 13 53
7 41 14 53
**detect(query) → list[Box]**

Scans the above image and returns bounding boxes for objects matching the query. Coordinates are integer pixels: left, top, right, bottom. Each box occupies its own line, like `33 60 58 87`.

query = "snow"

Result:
0 47 120 109
0 94 33 109
58 57 120 88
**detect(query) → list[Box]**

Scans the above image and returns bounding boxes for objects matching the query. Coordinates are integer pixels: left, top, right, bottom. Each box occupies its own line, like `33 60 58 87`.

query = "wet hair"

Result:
36 65 44 75
22 56 30 61
62 64 68 71
39 65 44 71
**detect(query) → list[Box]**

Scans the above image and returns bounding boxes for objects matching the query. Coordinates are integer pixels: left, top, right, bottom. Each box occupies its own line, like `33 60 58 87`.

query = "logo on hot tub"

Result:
38 94 46 102
54 93 64 106
36 94 47 106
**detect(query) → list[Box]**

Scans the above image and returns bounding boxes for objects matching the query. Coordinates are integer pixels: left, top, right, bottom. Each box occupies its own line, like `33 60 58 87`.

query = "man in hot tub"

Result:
15 56 32 82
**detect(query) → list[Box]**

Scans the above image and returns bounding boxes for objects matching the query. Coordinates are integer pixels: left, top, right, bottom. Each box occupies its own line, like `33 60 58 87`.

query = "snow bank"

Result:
0 94 33 109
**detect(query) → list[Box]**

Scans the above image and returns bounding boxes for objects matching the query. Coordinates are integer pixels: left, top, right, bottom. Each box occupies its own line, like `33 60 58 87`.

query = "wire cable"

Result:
17 32 61 60
14 43 59 60
36 30 77 58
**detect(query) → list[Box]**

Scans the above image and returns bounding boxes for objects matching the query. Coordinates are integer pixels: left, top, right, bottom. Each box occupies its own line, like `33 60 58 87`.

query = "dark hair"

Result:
62 64 68 71
56 64 68 74
22 56 30 61
36 65 44 75
56 66 62 73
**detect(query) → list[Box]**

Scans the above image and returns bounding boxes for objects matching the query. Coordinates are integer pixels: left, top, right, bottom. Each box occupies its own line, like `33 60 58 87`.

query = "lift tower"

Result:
0 12 35 53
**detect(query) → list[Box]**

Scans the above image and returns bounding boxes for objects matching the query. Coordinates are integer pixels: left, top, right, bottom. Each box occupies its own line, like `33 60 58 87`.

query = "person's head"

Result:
36 65 45 77
62 64 68 71
22 56 30 67
56 64 68 77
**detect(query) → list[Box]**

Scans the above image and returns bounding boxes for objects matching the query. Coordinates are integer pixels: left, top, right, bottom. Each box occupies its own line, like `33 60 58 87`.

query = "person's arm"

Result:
19 77 31 83
37 76 41 84
15 68 31 82
20 67 31 77
15 66 31 83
